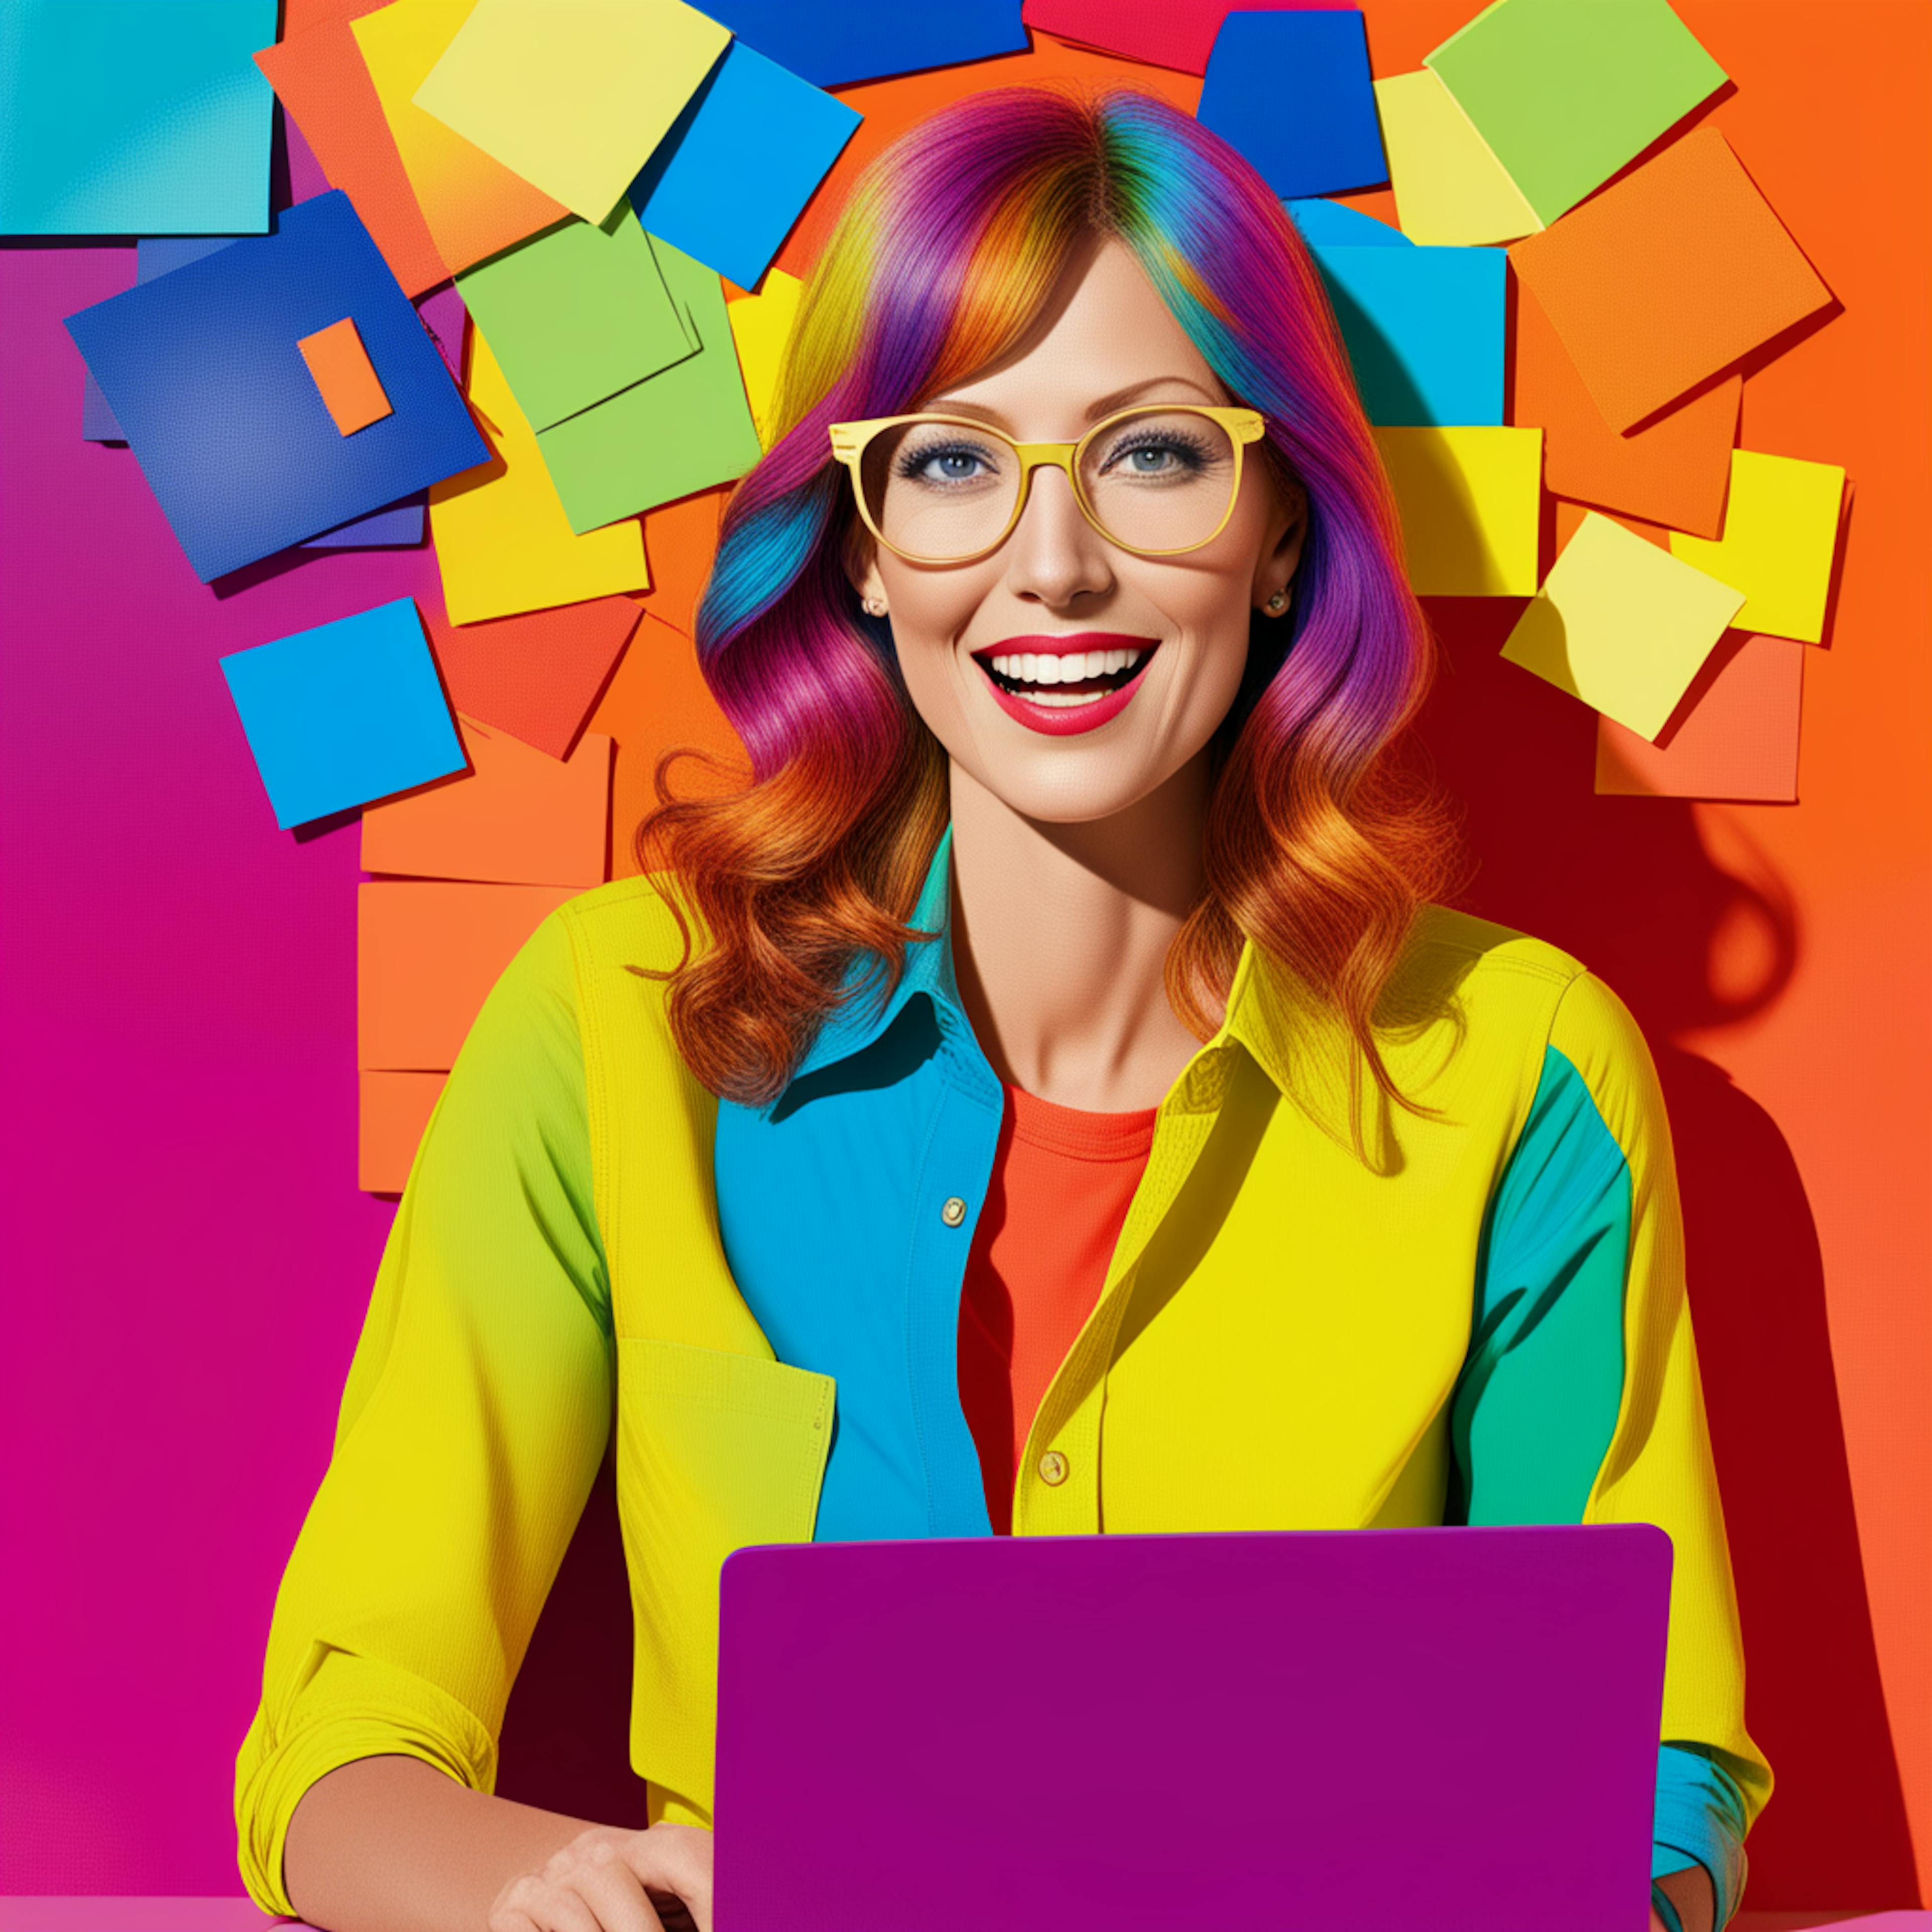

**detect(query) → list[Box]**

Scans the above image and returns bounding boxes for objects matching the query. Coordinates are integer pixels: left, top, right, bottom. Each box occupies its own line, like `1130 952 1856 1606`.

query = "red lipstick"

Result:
969 633 1162 738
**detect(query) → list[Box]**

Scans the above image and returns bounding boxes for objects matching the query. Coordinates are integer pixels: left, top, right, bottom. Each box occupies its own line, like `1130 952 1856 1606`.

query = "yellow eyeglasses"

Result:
828 403 1269 565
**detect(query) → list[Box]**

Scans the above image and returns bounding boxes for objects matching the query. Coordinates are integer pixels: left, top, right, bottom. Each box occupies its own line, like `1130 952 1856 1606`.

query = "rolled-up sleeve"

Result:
234 909 613 1917
1448 969 1773 1923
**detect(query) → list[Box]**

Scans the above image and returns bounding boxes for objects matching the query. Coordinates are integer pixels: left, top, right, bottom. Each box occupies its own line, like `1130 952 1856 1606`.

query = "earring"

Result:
861 594 888 617
1265 589 1289 615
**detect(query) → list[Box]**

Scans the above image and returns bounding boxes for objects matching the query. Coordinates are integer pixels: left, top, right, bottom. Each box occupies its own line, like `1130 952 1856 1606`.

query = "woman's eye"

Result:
898 441 998 485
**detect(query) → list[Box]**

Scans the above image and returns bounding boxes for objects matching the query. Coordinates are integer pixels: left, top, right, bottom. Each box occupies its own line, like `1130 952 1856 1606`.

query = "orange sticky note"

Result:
1595 633 1804 801
298 316 393 435
358 879 579 1069
257 22 451 297
1514 280 1738 540
635 486 730 637
361 713 612 887
422 590 638 760
1509 124 1833 434
358 1069 446 1192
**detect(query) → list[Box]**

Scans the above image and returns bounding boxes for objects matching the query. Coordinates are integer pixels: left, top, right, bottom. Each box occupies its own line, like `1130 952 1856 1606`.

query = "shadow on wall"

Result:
496 596 1921 1908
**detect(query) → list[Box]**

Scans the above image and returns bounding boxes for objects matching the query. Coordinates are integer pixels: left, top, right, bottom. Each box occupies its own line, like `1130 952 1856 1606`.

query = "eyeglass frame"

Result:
827 402 1271 566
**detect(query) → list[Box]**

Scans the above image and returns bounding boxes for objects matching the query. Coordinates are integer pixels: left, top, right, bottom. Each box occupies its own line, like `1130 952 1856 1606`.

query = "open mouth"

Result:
972 641 1160 709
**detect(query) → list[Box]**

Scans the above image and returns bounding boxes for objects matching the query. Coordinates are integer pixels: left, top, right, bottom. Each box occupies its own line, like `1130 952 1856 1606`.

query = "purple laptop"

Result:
713 1524 1672 1932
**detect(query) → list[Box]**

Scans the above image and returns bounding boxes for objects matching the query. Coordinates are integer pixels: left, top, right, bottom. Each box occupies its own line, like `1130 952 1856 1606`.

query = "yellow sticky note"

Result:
1501 511 1746 741
411 0 732 224
429 328 649 625
1375 70 1541 247
728 268 804 449
1373 425 1543 596
1667 449 1845 644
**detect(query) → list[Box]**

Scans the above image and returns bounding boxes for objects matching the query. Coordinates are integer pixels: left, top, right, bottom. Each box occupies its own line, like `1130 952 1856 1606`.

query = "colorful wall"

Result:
1 0 1924 1910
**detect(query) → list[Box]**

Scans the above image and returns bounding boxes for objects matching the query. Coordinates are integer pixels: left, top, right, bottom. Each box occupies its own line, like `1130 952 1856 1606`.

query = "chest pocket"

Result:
612 1336 835 1822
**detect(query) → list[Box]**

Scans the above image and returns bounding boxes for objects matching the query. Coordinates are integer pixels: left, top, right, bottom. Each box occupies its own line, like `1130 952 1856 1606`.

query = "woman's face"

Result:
849 233 1306 824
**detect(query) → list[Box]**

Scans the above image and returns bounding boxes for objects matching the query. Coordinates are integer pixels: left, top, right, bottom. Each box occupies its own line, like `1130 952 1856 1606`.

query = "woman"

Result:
236 84 1769 1932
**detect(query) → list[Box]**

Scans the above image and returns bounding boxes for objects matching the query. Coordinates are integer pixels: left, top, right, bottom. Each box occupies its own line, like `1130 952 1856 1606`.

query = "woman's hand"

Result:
487 1820 714 1932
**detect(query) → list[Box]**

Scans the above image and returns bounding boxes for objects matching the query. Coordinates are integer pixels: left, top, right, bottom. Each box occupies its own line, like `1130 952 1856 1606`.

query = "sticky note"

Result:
1284 200 1412 250
302 495 427 548
536 231 764 535
1 0 277 235
256 16 451 295
84 239 235 442
704 0 1029 88
1500 512 1746 741
411 0 731 224
363 713 612 887
1372 426 1542 597
638 488 731 636
423 593 640 760
728 268 805 447
1374 69 1539 248
352 0 570 275
1509 125 1834 436
1512 279 1738 541
1310 246 1506 427
1021 0 1332 77
455 198 695 432
416 282 467 379
1666 451 1846 646
629 39 863 293
299 317 394 435
1595 633 1804 802
359 1070 447 1193
1425 0 1728 226
64 191 490 582
428 328 650 623
1196 11 1386 202
220 597 466 830
358 879 581 1069
588 613 751 880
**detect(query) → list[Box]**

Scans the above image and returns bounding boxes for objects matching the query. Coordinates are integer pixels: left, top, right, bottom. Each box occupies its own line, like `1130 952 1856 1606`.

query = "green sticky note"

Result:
456 198 696 432
536 228 764 533
1424 0 1727 226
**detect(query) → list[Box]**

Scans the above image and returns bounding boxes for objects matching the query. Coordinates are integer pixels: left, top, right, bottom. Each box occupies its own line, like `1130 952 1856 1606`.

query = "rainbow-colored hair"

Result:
636 82 1466 1150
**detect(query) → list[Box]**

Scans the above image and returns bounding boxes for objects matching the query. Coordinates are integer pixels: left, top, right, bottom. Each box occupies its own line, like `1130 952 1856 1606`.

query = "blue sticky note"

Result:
1284 198 1412 249
1309 245 1507 427
702 0 1027 87
85 238 239 441
1198 12 1388 202
630 39 862 291
219 598 465 830
64 191 489 582
1 0 278 236
302 495 428 549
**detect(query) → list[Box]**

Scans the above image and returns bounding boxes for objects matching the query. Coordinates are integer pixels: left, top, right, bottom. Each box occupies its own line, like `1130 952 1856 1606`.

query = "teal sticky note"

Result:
535 230 764 534
629 37 862 292
1 0 278 236
1310 245 1507 427
219 598 465 830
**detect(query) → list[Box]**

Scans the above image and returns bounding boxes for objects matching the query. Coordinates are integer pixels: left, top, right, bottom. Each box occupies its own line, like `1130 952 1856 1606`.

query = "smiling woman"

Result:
242 82 1768 1932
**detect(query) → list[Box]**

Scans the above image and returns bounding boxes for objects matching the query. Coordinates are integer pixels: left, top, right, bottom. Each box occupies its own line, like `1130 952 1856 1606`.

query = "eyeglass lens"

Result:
856 411 1241 562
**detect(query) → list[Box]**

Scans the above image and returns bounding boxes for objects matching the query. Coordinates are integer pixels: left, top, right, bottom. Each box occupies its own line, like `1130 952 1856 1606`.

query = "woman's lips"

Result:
970 635 1162 739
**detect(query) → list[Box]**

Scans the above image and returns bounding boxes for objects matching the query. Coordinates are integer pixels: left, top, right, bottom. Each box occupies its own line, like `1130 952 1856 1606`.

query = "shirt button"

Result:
1037 1450 1069 1486
940 1196 968 1227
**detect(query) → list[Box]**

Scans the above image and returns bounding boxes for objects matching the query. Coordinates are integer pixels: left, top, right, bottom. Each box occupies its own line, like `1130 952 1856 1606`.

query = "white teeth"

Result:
986 645 1149 688
1025 690 1108 708
1103 649 1126 674
1021 653 1039 682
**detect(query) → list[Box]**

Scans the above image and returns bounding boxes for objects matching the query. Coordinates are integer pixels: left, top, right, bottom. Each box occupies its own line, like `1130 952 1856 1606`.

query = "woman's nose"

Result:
1002 461 1114 605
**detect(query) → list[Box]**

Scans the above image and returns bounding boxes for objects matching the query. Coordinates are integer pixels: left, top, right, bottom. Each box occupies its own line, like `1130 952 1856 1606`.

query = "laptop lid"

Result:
713 1523 1672 1932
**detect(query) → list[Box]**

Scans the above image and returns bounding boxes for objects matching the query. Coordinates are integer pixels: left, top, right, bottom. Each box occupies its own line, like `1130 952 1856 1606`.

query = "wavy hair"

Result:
633 82 1468 1156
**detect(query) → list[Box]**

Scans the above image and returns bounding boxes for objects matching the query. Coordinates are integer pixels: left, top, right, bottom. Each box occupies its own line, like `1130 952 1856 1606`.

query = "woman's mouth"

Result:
970 635 1162 737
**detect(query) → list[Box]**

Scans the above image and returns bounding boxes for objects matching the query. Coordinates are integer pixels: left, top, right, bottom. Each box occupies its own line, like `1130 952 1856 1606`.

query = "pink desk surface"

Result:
2 1903 1928 1931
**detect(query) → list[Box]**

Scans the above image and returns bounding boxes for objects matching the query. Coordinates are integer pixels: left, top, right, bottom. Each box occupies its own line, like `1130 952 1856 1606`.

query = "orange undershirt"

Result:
956 1081 1160 1535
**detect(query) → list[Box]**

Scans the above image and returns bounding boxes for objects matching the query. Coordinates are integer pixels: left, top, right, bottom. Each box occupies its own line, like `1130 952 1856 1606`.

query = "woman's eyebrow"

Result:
921 375 1223 428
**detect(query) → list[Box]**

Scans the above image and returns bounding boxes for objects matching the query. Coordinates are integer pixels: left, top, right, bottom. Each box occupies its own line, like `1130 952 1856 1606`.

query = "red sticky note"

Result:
1021 0 1352 75
1509 124 1833 434
298 316 393 435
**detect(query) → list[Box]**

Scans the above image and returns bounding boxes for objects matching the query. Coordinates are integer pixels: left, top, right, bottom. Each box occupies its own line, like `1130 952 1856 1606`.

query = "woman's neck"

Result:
945 754 1219 1112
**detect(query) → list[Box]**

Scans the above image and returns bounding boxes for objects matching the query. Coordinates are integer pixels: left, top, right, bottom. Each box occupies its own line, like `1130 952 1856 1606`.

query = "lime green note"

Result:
455 198 695 432
536 229 764 534
1424 0 1727 226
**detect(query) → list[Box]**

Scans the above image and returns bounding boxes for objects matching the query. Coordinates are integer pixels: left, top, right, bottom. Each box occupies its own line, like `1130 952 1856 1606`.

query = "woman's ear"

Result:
842 523 889 615
1254 476 1309 609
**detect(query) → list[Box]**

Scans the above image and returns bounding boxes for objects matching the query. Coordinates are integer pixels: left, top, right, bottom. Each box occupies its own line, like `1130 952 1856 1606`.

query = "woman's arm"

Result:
1447 968 1773 1925
234 912 622 1924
